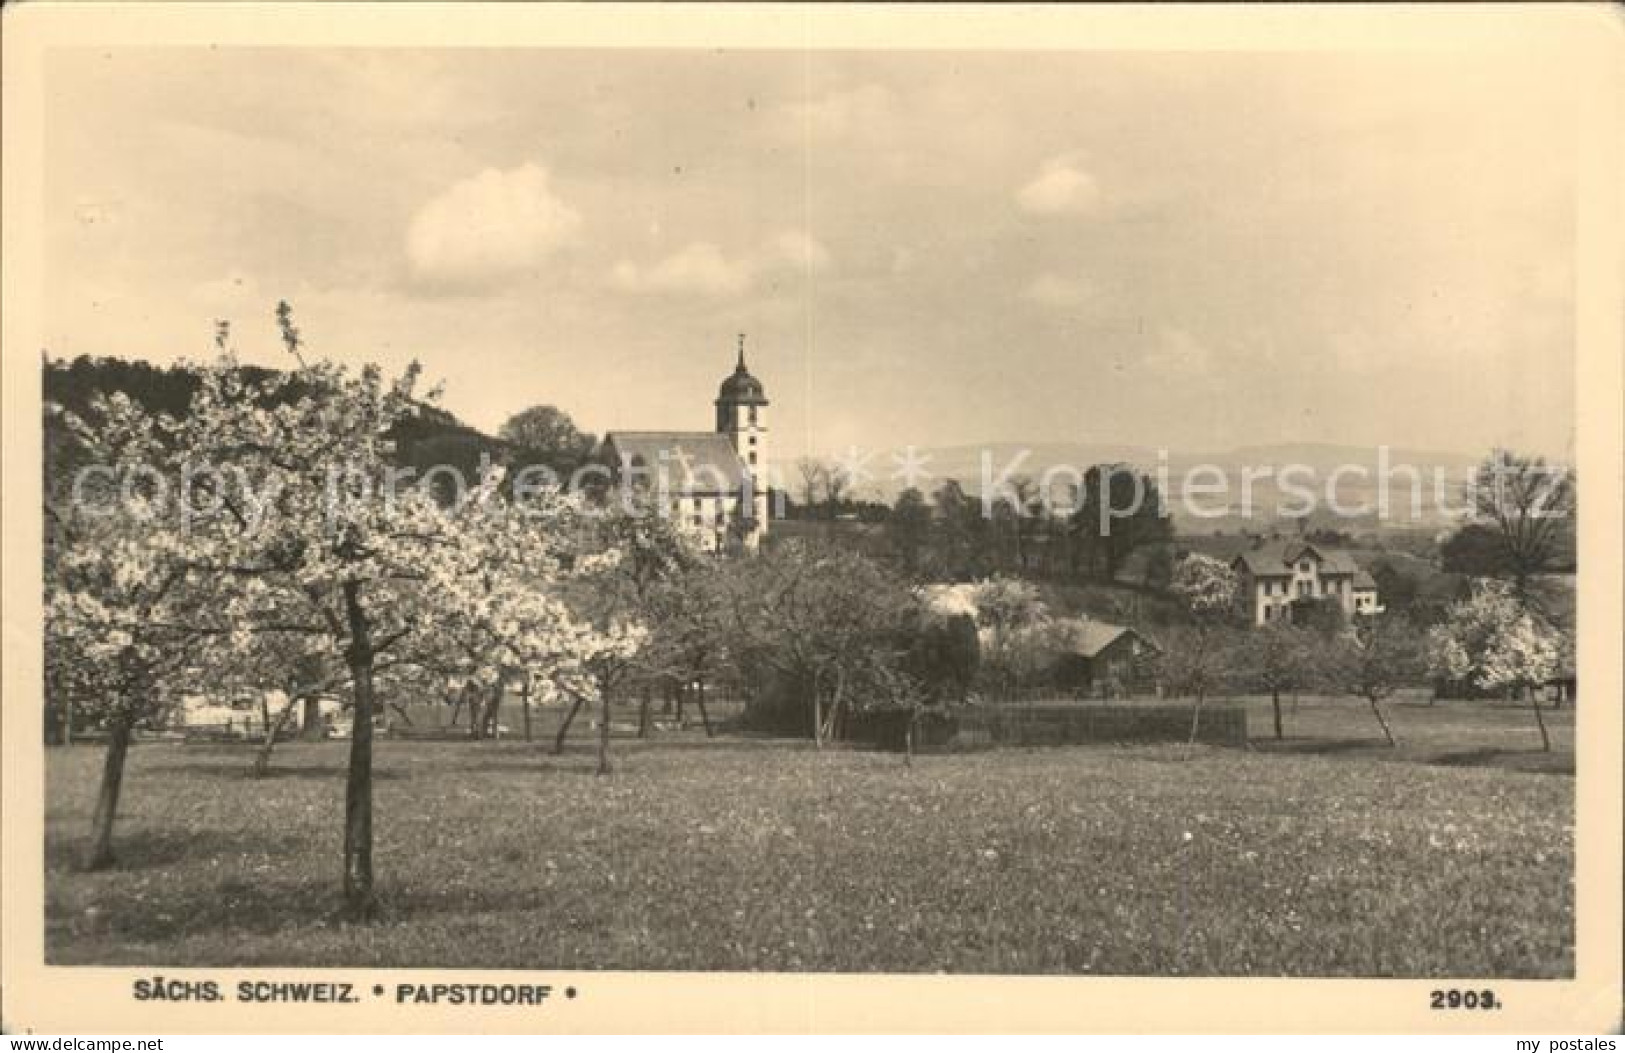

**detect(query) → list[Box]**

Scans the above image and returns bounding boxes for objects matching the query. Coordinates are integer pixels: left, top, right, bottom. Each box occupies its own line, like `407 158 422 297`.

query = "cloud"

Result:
770 230 833 273
1021 272 1103 310
1017 152 1102 217
1144 327 1214 375
612 230 831 297
405 163 580 290
611 242 755 296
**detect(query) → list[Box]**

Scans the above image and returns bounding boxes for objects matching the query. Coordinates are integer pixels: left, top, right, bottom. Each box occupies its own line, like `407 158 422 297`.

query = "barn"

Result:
1053 620 1161 699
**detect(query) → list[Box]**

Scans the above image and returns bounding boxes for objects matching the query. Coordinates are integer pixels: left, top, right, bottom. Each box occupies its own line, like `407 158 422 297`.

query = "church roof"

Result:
718 366 767 405
717 336 768 405
601 431 749 493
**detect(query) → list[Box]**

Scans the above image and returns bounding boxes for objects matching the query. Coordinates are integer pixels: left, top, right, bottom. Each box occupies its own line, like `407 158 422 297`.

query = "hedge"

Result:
847 701 1248 751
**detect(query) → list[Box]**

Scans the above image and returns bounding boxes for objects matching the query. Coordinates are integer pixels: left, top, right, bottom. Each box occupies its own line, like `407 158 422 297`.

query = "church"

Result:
600 336 771 553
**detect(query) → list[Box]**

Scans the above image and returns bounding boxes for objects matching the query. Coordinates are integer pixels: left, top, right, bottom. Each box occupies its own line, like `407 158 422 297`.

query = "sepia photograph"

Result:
2 2 1621 1037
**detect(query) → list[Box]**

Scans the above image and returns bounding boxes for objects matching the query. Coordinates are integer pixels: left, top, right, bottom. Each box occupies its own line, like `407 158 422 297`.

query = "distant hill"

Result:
42 355 534 486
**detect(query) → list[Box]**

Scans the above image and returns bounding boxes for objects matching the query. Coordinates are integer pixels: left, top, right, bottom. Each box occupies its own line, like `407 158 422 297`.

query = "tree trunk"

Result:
1530 688 1552 752
302 695 327 739
823 669 846 744
1271 689 1284 741
553 695 585 754
467 684 486 741
1367 697 1397 747
695 678 714 738
253 696 301 778
637 685 652 739
85 712 134 870
341 582 380 921
811 672 825 749
596 682 613 776
484 680 504 739
1182 693 1206 761
521 679 533 743
904 708 917 767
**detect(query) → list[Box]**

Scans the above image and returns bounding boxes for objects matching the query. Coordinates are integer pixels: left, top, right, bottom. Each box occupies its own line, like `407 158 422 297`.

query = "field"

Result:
45 694 1574 976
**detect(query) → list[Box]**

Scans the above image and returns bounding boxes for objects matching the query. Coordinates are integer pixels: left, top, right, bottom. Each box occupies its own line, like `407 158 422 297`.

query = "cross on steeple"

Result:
737 333 746 370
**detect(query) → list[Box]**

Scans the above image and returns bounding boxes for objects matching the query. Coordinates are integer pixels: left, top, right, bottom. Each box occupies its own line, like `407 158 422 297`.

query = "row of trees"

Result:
883 469 1173 584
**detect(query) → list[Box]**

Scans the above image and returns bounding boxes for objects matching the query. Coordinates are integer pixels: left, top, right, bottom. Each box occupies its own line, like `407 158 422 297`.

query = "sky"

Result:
43 46 1578 462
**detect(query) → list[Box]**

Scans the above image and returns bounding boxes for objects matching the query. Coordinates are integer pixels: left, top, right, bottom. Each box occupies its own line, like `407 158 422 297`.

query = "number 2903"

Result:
1430 989 1500 1010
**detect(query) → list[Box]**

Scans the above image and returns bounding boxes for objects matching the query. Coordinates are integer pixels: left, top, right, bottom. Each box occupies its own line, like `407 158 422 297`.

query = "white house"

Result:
172 690 344 736
1231 540 1383 627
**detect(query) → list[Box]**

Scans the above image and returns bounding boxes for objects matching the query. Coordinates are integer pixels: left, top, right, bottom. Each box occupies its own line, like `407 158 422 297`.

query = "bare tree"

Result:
796 457 828 513
1470 449 1575 597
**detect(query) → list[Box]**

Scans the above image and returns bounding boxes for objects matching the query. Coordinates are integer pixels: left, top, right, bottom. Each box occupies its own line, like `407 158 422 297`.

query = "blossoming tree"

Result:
1166 553 1241 757
1426 580 1565 751
58 305 633 915
45 504 219 869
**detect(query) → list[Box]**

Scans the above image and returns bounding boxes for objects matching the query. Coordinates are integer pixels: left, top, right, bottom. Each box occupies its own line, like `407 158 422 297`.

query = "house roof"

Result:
1232 540 1363 578
601 431 749 493
1353 569 1378 590
1064 619 1159 659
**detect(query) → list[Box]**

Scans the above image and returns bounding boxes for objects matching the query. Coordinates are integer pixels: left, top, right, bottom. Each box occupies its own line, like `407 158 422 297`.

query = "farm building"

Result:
1053 620 1161 698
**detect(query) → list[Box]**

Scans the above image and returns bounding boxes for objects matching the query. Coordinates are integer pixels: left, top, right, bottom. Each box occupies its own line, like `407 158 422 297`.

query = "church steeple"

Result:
715 332 768 472
716 333 768 417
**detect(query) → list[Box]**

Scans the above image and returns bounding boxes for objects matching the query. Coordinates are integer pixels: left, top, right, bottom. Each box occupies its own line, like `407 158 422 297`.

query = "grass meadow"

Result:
45 693 1574 976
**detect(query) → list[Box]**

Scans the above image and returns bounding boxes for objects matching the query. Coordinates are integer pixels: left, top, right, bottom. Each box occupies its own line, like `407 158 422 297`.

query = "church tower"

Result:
715 334 770 540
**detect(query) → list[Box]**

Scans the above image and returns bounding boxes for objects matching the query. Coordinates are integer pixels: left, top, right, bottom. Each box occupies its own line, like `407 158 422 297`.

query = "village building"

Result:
1052 620 1161 698
1231 540 1383 626
600 337 771 553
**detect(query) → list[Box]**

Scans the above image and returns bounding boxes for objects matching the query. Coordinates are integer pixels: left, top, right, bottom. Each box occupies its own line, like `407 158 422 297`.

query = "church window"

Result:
749 406 758 425
749 451 757 466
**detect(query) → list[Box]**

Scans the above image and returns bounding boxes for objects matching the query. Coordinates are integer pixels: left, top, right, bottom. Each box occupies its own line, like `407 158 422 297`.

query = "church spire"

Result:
737 332 746 370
